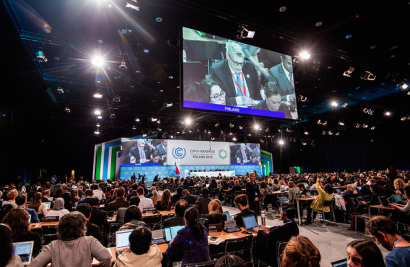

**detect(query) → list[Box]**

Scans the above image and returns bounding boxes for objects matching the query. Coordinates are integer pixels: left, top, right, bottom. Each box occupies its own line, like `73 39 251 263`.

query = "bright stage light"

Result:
398 82 408 90
279 140 284 145
335 132 340 136
370 126 376 130
94 93 102 98
338 121 344 126
185 118 192 125
97 116 102 119
300 51 311 59
304 131 309 135
92 56 104 66
254 124 259 130
94 129 100 135
132 125 136 130
385 111 391 116
135 118 140 122
233 137 237 141
331 101 338 107
126 2 139 11
94 110 101 115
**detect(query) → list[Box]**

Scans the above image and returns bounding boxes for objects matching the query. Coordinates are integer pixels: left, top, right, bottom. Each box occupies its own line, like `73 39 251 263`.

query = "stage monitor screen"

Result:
229 143 261 165
182 27 298 120
120 139 167 166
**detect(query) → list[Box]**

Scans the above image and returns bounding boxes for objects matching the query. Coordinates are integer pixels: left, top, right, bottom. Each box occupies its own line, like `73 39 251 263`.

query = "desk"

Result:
333 186 346 189
272 190 288 195
296 196 316 225
190 171 235 177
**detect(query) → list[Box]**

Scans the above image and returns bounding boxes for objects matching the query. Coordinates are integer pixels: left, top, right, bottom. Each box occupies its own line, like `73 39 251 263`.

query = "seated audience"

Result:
117 197 140 225
359 179 372 197
343 184 358 202
45 198 70 219
281 235 321 267
215 255 247 267
366 215 410 267
165 207 211 265
288 181 300 203
119 205 149 231
394 178 405 195
390 185 410 213
233 194 258 227
163 199 188 227
76 204 103 243
28 192 48 216
136 187 154 212
171 188 183 203
78 189 94 204
89 197 109 230
71 189 80 206
306 179 333 224
113 227 162 267
279 180 288 191
181 189 198 205
0 223 24 267
16 194 39 223
156 189 172 211
2 189 18 208
150 190 159 206
195 188 212 215
30 212 111 267
2 207 42 255
108 187 130 211
347 239 385 267
126 184 138 201
205 199 227 227
253 204 299 267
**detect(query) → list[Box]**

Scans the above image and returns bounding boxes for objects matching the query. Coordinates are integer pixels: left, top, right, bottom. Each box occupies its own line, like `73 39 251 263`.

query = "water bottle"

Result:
261 211 266 226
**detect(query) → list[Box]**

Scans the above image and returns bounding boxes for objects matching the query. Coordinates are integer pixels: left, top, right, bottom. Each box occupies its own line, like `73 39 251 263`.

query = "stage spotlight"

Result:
385 111 391 116
132 125 136 130
94 129 100 135
278 128 281 132
94 93 102 98
229 123 234 128
331 101 338 107
265 127 269 132
322 131 326 135
110 113 116 119
126 2 139 10
254 123 259 130
362 108 368 113
92 56 104 66
362 124 368 128
35 50 48 63
185 118 192 125
135 118 140 122
338 121 344 126
370 126 376 130
336 131 340 136
342 103 348 108
211 137 215 141
343 67 355 77
401 116 407 121
96 123 100 128
157 120 160 124
286 127 291 132
301 141 307 145
368 109 374 115
97 115 102 119
57 86 64 93
113 95 121 103
279 140 284 145
236 24 255 39
229 132 233 135
304 131 309 135
151 118 158 122
298 95 307 102
233 137 237 141
398 82 408 90
142 133 147 137
317 119 322 125
94 110 101 115
119 62 127 70
408 92 410 95
360 71 376 81
328 131 333 135
64 107 70 113
322 121 328 126
356 123 361 128
215 123 219 127
239 125 243 129
300 51 311 59
248 134 252 137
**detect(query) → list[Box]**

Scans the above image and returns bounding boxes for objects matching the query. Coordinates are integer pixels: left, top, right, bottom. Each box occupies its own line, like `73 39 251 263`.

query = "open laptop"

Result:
164 225 185 242
242 215 258 231
224 211 231 221
151 229 167 244
13 241 34 265
43 202 51 210
28 214 32 223
116 230 133 252
206 184 210 188
330 259 347 267
335 188 342 194
392 194 403 203
279 196 289 202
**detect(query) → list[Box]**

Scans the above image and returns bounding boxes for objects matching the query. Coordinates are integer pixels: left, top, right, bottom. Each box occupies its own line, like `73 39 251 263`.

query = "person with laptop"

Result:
163 199 188 227
252 204 299 267
30 212 111 267
389 185 410 212
119 206 149 231
44 198 70 220
2 208 42 256
78 189 94 204
15 195 39 223
108 187 130 212
344 239 385 267
113 227 162 267
233 194 258 228
27 192 48 216
136 187 154 213
1 223 24 267
165 207 211 265
366 216 410 267
42 190 52 203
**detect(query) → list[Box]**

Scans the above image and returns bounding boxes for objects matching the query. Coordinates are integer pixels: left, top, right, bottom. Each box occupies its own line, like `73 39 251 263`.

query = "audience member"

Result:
16 194 40 223
119 205 149 231
108 187 130 211
281 235 321 267
195 188 212 215
233 194 258 227
0 223 23 267
136 187 154 212
181 189 197 205
163 199 188 227
78 189 94 204
246 172 261 214
89 197 109 230
215 255 247 267
156 189 172 211
171 188 183 203
45 198 70 219
28 192 48 216
150 190 159 205
347 239 385 267
76 204 103 243
2 189 18 208
117 197 140 225
205 199 227 227
30 212 111 267
306 178 333 224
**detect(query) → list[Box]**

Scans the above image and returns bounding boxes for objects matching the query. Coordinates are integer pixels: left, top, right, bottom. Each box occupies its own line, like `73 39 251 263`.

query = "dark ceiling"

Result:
2 0 410 142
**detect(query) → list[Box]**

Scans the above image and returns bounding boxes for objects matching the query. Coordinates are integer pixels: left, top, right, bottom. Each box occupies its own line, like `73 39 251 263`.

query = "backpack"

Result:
350 212 365 231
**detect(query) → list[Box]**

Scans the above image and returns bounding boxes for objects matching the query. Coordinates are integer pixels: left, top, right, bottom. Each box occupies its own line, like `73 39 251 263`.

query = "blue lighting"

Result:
355 87 360 89
1 114 5 116
346 35 352 39
143 49 149 53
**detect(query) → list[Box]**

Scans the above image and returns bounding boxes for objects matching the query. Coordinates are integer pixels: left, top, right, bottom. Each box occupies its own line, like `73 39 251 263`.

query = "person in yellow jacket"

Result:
306 178 333 224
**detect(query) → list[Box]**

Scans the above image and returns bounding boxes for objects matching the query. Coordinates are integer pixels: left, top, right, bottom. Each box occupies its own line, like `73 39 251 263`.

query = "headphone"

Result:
0 223 12 232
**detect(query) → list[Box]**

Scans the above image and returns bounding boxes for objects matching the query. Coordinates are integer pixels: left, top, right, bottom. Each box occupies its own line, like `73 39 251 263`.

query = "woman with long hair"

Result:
44 198 69 219
165 207 211 265
156 189 171 211
28 192 48 215
2 208 42 255
346 239 385 267
205 199 227 227
150 190 159 206
0 223 23 267
281 235 321 267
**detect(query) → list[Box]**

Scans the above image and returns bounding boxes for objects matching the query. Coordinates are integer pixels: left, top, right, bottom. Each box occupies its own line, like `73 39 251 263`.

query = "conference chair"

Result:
142 214 162 230
182 260 218 267
316 199 335 226
108 223 122 247
41 225 58 245
276 242 288 267
224 235 254 267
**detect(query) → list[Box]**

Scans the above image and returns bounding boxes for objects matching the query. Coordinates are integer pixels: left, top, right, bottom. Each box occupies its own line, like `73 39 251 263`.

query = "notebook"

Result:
43 202 51 209
224 211 231 221
13 241 34 266
243 215 258 230
116 230 133 251
164 225 184 242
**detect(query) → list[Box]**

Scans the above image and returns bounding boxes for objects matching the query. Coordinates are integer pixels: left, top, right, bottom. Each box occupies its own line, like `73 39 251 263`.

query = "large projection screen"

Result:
182 27 298 120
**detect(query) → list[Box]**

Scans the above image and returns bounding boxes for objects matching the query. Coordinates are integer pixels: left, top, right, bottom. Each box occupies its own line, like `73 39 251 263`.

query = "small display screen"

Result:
243 215 258 230
13 242 33 264
116 231 132 248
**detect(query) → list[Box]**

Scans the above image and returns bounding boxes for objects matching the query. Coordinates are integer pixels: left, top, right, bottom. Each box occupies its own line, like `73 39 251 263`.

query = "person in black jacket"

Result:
359 179 372 197
233 194 258 228
181 189 198 205
246 173 261 214
195 188 212 215
171 188 183 204
163 199 188 227
253 203 299 267
205 199 228 227
89 197 109 232
76 204 103 243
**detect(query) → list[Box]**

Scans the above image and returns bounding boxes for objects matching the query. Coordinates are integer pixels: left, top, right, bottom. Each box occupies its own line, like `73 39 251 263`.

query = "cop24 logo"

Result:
219 149 228 160
172 147 186 159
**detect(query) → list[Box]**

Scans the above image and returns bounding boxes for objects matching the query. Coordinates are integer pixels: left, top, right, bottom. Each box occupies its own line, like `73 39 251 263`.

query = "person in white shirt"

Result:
92 184 105 200
136 188 154 212
45 198 70 219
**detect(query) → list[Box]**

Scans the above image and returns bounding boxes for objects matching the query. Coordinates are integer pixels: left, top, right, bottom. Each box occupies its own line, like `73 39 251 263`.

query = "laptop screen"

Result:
164 225 184 242
151 230 164 242
43 202 51 209
331 259 347 267
116 230 132 249
206 184 210 188
224 211 231 221
243 215 258 230
280 196 289 202
392 194 403 203
13 242 33 265
28 214 31 223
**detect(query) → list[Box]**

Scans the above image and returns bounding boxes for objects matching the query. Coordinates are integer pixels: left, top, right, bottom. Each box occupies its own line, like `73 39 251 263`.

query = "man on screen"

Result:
236 143 252 163
148 151 164 165
210 40 262 106
253 82 291 119
268 54 296 103
130 139 152 163
155 140 167 156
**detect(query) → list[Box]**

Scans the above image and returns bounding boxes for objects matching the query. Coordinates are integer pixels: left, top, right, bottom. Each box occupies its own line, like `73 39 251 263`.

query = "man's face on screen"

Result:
227 52 245 73
281 55 293 73
210 85 226 105
152 156 160 163
266 94 281 111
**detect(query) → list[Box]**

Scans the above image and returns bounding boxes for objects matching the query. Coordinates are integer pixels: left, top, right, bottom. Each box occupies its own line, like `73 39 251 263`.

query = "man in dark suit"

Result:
42 190 51 203
210 40 262 106
129 139 151 163
233 194 258 228
253 82 292 119
76 203 104 243
126 184 139 201
195 188 212 215
253 204 299 267
181 189 198 205
236 143 252 163
155 140 167 156
171 188 183 204
78 189 93 204
88 197 109 232
163 199 188 227
268 53 296 102
107 187 129 211
359 179 372 197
